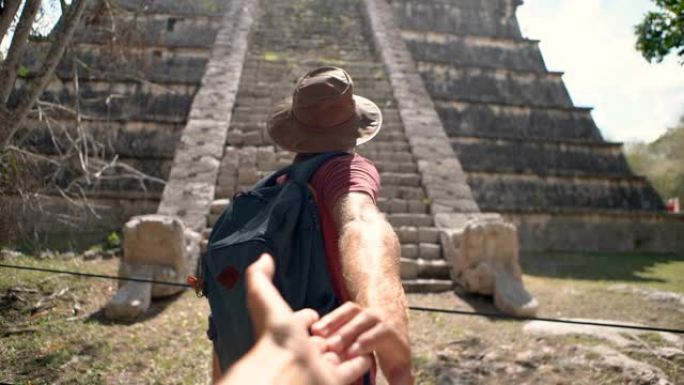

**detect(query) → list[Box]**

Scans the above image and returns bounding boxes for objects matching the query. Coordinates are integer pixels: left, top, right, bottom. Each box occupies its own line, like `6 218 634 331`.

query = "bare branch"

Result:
0 0 42 103
0 0 22 41
2 0 89 149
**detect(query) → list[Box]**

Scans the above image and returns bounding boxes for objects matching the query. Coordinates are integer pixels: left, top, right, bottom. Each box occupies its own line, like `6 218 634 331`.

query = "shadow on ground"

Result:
520 252 684 284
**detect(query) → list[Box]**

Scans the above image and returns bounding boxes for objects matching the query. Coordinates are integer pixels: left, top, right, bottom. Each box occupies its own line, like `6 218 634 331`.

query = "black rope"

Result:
0 263 191 288
408 306 684 334
2 262 683 334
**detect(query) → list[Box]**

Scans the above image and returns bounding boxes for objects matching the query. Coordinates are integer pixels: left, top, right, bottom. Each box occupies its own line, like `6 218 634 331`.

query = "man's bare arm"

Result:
313 191 412 385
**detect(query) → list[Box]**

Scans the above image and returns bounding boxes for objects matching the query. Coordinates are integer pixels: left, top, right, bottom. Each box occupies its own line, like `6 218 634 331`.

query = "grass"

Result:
1 251 683 384
0 253 212 384
521 252 684 293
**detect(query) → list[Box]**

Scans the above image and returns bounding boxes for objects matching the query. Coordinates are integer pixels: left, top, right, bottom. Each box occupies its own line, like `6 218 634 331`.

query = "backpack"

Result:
201 151 346 372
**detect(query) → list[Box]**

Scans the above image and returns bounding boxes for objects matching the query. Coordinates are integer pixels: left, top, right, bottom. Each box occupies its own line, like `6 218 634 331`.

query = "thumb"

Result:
246 253 293 337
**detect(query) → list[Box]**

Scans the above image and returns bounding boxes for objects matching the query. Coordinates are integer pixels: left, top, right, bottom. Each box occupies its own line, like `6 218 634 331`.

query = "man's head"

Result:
267 66 383 153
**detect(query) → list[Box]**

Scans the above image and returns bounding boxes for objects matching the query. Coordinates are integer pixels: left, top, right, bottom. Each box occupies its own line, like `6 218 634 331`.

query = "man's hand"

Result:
219 254 372 385
312 302 413 385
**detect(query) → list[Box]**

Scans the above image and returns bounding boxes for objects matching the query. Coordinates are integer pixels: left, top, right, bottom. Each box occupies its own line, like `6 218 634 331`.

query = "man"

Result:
214 66 412 384
270 66 412 385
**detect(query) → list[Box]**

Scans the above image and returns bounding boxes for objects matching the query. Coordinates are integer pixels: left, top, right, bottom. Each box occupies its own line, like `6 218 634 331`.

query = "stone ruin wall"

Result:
2 0 682 254
388 0 683 253
2 0 225 247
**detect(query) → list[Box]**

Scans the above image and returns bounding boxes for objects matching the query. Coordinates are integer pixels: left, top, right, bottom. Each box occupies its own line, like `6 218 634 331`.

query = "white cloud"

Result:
517 0 684 143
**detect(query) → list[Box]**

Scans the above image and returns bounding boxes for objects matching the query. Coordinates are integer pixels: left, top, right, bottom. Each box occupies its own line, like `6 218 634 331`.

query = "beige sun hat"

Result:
267 66 383 153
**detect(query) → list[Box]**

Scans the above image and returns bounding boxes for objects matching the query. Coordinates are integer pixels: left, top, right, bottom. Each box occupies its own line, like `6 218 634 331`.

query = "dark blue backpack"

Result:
202 152 345 372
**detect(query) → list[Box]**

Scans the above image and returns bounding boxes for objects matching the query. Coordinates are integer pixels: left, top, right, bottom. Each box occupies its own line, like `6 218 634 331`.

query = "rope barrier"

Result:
0 263 191 288
2 262 683 334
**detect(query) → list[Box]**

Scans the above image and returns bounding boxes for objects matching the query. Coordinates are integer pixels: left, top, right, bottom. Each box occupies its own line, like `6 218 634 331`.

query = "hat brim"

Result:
267 95 383 153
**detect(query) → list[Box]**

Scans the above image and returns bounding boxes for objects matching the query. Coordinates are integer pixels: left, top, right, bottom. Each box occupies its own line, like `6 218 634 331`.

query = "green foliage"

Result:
625 114 684 202
634 0 684 63
262 51 281 62
105 231 121 249
16 65 30 78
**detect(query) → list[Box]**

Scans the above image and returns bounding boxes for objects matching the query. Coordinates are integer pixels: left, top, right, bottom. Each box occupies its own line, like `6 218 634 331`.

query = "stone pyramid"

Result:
6 0 682 270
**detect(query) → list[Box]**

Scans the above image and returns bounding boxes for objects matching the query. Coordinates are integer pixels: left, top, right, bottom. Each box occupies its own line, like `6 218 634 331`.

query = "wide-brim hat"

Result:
267 66 383 153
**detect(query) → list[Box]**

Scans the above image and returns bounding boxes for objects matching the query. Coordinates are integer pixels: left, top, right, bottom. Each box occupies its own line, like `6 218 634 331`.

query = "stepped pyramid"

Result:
5 0 682 260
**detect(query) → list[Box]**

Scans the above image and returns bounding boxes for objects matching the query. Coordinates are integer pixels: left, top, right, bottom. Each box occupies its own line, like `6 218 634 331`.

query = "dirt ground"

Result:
1 250 682 384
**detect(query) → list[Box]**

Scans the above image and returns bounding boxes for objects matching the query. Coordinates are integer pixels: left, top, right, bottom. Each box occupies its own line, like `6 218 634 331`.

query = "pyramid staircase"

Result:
200 0 461 292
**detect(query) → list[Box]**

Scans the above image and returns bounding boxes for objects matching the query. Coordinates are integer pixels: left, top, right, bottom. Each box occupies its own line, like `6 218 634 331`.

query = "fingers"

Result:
292 308 320 329
346 322 389 357
311 302 363 337
246 253 292 337
335 355 373 385
309 335 327 353
322 351 342 366
327 310 381 353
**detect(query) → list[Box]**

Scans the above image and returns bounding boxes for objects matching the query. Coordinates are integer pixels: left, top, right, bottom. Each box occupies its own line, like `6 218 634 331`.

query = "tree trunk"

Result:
0 0 22 42
1 0 89 149
0 0 42 104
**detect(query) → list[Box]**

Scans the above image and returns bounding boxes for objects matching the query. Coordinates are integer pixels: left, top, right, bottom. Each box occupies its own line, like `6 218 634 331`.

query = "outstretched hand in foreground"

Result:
218 254 373 385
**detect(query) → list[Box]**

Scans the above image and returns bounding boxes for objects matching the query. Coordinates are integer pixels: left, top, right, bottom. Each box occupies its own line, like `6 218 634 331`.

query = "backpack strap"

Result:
289 151 348 184
252 151 348 189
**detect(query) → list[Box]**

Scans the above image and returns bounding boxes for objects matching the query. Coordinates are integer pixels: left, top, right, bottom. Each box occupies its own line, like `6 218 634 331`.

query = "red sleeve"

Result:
310 154 381 213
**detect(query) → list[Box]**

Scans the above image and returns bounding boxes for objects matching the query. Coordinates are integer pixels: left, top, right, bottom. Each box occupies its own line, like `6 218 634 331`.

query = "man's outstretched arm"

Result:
312 191 413 385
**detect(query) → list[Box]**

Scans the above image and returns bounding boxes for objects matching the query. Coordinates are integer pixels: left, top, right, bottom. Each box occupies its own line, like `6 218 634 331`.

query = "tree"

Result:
635 0 684 63
625 114 684 203
0 0 89 148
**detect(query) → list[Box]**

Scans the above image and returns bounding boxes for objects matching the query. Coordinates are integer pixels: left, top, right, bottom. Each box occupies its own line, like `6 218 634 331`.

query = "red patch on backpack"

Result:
218 266 240 290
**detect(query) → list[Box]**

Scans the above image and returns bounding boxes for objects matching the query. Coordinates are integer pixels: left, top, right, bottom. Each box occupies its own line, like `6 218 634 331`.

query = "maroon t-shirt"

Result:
308 153 381 303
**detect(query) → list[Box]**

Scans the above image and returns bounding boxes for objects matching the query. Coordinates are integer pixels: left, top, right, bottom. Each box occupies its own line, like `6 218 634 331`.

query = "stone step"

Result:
378 198 429 214
242 58 384 72
387 213 434 227
451 136 633 178
435 100 602 142
377 172 421 187
74 13 221 49
19 118 182 159
373 160 418 173
400 258 451 280
24 43 211 85
356 149 415 163
394 226 441 244
468 171 665 212
29 154 168 197
379 186 426 200
401 30 545 72
392 1 522 39
359 141 411 153
11 79 195 123
399 242 442 260
418 62 573 109
402 279 453 293
108 0 228 16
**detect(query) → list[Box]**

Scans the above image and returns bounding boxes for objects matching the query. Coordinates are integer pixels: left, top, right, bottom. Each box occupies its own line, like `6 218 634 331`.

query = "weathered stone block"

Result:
400 258 419 279
401 244 418 259
105 215 201 320
418 243 441 260
438 213 538 317
418 227 440 243
396 226 419 244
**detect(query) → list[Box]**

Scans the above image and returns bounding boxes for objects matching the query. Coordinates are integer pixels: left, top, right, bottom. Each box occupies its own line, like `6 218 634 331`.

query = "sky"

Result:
516 0 683 143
